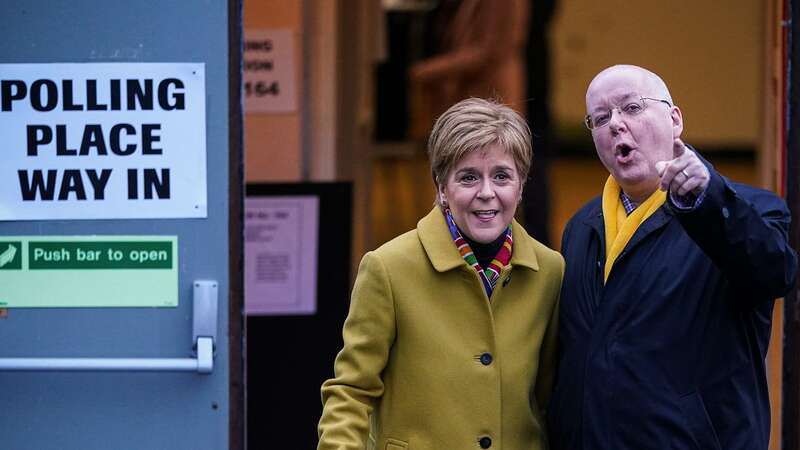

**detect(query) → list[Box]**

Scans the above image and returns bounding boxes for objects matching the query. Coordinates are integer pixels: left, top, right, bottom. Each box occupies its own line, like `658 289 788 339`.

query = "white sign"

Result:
245 196 318 315
244 29 297 113
0 63 207 220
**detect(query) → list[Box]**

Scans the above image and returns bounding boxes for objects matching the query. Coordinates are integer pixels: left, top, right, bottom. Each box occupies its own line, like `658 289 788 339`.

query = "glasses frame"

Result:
584 96 672 130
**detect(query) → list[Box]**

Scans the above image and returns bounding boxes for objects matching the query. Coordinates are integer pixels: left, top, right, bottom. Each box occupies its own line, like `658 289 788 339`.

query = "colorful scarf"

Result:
601 175 666 283
444 208 513 299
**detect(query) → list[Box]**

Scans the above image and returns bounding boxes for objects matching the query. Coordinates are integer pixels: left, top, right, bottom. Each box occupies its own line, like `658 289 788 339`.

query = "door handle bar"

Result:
0 280 218 374
0 337 213 373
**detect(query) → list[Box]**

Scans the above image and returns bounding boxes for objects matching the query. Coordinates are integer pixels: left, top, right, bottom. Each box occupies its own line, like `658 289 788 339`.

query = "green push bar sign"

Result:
0 236 177 307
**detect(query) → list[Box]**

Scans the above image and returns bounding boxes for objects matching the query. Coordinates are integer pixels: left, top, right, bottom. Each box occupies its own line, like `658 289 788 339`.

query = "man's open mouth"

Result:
616 143 633 157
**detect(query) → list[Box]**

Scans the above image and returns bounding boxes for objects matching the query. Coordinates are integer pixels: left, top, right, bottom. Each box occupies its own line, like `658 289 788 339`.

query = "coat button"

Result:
479 436 492 448
722 207 730 218
480 352 493 365
502 275 511 287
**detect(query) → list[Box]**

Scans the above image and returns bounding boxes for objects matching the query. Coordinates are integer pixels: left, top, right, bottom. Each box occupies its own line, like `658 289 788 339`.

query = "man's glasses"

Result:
584 96 672 130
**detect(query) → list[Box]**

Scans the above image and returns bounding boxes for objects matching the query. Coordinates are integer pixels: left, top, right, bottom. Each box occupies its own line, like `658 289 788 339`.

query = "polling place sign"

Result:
0 63 207 220
0 236 177 307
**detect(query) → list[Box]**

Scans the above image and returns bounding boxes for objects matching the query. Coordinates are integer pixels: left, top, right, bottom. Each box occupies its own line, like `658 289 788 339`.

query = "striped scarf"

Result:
444 208 513 299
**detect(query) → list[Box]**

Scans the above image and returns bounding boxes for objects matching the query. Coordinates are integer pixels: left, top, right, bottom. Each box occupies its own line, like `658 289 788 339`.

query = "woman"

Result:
318 98 563 450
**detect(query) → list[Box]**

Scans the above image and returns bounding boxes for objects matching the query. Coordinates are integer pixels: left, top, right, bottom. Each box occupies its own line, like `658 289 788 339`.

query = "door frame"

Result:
228 0 245 448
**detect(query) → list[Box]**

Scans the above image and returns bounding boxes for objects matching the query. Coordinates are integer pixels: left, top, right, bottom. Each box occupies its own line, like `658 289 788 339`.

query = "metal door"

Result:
0 1 243 449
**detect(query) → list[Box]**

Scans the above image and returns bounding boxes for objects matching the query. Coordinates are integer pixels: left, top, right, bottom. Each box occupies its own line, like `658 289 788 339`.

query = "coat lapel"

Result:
508 219 539 271
582 201 606 258
622 205 673 256
581 200 675 274
418 208 468 273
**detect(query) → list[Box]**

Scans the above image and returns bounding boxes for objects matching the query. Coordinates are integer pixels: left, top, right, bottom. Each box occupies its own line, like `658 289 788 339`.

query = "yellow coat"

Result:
318 208 564 450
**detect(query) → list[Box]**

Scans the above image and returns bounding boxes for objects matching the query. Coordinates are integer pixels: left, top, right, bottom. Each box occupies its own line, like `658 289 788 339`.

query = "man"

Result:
547 64 798 450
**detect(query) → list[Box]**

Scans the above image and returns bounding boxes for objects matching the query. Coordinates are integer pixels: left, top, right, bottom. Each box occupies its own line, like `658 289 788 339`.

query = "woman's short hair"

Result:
428 98 532 198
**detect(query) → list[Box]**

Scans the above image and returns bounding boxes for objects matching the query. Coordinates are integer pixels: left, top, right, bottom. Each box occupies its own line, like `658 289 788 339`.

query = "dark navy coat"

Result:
547 162 798 450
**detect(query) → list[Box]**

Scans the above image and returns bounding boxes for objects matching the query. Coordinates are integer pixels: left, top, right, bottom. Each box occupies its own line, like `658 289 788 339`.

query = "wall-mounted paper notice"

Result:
244 196 318 315
243 29 297 113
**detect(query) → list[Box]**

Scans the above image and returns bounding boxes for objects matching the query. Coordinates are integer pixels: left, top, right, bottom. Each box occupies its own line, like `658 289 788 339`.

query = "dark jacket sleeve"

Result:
668 164 798 300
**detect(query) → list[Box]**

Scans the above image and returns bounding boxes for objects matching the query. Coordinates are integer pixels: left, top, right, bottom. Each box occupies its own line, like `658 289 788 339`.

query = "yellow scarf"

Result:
601 176 666 283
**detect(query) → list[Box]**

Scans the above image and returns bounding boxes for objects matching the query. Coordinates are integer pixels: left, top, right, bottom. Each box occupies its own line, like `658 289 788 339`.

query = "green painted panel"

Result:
0 236 177 307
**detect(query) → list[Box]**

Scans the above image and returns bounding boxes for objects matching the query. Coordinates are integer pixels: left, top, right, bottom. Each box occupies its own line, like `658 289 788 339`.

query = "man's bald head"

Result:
587 65 673 105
